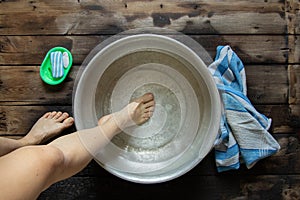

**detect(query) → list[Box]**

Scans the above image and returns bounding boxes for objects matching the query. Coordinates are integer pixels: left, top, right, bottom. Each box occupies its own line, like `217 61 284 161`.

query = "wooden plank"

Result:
286 0 300 34
0 36 105 65
230 134 300 175
0 64 289 105
0 1 297 199
289 65 300 104
38 174 300 200
245 65 288 105
0 0 286 35
75 133 300 177
38 134 300 198
0 105 295 136
256 105 300 134
0 105 73 136
197 35 289 64
0 66 75 105
38 177 98 200
0 106 300 176
295 34 300 64
0 103 297 182
287 35 299 64
296 1 300 34
287 0 300 125
21 130 292 179
0 35 289 65
288 64 300 127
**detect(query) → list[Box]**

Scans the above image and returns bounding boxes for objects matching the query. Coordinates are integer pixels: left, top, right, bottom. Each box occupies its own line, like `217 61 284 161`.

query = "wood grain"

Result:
38 134 300 199
246 65 288 105
289 64 300 126
0 65 289 105
0 66 74 105
0 105 73 135
0 0 299 199
38 174 300 200
0 35 290 65
0 0 286 35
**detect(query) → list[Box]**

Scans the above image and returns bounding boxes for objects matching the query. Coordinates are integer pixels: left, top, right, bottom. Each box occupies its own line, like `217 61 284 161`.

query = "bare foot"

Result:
77 94 155 154
22 111 74 145
129 92 155 125
98 93 155 129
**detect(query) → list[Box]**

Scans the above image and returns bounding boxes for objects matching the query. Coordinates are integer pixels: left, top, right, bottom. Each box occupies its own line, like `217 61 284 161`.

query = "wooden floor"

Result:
1 0 300 199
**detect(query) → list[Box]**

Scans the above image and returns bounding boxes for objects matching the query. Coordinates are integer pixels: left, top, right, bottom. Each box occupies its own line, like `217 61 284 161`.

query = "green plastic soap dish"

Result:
40 47 73 85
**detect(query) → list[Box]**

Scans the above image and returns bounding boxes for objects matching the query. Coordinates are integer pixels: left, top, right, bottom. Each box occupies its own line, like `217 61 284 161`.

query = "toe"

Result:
62 117 74 127
53 111 63 119
49 111 57 118
144 111 153 118
134 93 154 103
43 112 52 118
147 106 155 112
142 93 154 103
144 100 155 108
57 112 69 122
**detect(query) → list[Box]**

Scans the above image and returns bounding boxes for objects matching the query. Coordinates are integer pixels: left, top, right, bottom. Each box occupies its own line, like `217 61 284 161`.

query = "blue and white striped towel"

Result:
209 45 281 172
50 51 64 78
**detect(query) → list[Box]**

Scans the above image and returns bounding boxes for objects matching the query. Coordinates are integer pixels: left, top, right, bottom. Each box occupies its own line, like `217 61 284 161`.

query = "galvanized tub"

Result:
73 28 221 184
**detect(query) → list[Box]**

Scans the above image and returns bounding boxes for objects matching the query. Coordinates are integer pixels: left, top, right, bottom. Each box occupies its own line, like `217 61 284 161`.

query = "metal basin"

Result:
73 28 221 184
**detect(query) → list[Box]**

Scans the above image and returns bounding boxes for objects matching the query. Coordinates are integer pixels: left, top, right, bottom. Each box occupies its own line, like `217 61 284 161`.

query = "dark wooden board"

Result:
38 134 300 199
38 174 300 200
0 66 75 105
0 104 297 136
0 105 73 136
0 0 299 199
0 35 291 65
0 64 289 105
0 0 287 35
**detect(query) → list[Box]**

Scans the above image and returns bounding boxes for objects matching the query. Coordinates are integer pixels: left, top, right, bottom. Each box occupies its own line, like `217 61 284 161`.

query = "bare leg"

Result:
47 92 155 182
0 111 74 157
0 93 155 200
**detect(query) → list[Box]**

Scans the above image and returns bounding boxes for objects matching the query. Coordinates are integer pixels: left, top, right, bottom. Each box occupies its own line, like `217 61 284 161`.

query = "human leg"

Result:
0 145 65 200
47 92 155 182
0 93 155 199
0 111 74 157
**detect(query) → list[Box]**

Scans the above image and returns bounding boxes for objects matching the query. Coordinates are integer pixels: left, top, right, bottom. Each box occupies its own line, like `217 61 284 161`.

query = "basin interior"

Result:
94 50 212 169
95 49 209 148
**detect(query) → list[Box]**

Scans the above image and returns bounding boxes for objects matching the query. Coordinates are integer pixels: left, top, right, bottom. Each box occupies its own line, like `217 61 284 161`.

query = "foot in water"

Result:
76 93 156 154
98 92 155 129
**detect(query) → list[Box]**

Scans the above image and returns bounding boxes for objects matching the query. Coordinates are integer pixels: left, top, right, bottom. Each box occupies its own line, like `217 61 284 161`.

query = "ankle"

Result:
20 135 40 146
103 115 124 137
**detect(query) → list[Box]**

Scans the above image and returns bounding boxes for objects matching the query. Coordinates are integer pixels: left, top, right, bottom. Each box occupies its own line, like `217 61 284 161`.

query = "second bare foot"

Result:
22 111 74 145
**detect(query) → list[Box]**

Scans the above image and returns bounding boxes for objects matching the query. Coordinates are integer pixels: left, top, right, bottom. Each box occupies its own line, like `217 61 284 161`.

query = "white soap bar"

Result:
63 52 69 68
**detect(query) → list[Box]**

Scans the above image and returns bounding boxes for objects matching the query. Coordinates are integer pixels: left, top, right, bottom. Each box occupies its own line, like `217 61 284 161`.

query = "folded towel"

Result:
50 51 64 78
208 45 281 172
